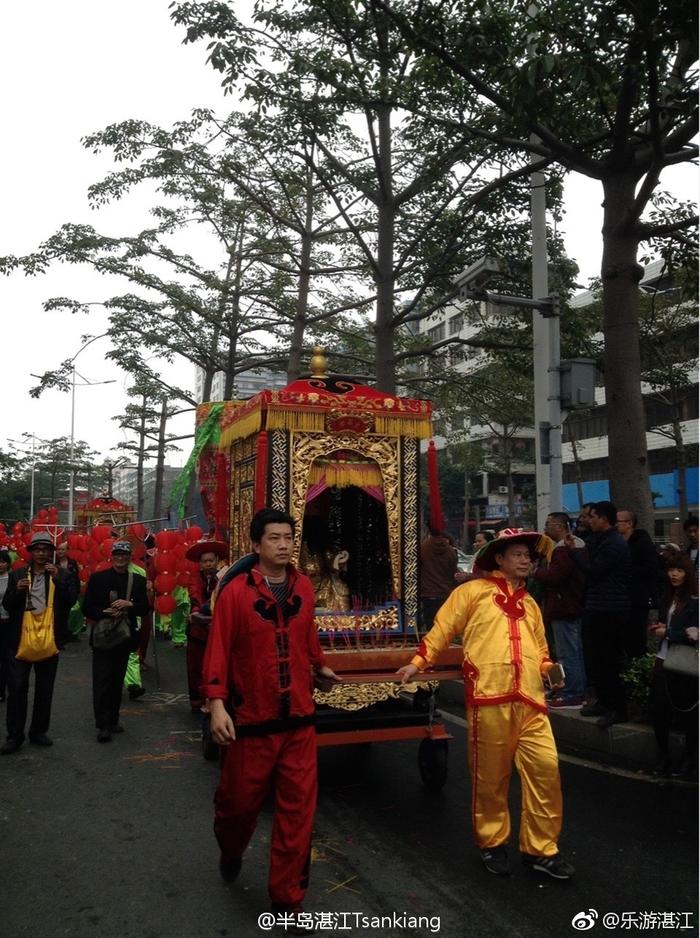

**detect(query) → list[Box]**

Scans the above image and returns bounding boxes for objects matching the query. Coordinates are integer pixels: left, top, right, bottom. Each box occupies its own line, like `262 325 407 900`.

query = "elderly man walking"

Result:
398 529 575 881
83 540 149 743
1 532 69 754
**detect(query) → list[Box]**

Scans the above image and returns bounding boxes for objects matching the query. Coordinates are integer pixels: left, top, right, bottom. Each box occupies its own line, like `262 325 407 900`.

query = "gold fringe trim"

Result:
313 680 436 711
375 415 432 439
218 407 263 449
266 408 326 433
309 462 383 488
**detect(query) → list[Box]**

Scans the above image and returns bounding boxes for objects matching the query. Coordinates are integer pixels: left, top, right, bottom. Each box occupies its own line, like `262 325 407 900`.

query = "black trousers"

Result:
5 653 59 741
0 625 11 698
582 611 628 713
649 657 698 765
623 602 650 660
92 644 132 730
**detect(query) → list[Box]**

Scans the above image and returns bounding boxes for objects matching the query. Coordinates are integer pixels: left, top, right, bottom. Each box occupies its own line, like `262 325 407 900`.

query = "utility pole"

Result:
530 144 562 527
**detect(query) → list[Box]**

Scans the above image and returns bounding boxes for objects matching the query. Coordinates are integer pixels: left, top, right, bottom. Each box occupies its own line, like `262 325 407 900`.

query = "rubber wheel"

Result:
202 719 219 761
418 738 448 791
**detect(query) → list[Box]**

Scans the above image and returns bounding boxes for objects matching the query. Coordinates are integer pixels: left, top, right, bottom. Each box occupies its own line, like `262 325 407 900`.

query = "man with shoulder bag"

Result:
83 541 149 743
1 532 69 754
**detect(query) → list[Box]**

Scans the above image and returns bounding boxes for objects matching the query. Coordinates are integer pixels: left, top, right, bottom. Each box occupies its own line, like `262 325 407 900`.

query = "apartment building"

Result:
420 259 698 538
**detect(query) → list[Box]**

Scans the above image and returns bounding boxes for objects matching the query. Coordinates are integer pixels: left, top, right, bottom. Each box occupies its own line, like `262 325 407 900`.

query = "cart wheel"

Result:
202 717 219 762
418 738 448 791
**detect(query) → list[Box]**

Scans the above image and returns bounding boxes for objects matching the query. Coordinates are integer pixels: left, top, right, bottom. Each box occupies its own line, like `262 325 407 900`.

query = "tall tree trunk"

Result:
224 218 246 400
152 400 168 524
202 366 216 404
374 102 395 392
600 173 654 531
288 164 315 382
136 395 147 519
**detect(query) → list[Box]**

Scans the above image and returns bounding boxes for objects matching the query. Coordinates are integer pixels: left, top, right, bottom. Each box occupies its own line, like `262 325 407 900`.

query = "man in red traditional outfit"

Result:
203 508 340 927
398 529 575 880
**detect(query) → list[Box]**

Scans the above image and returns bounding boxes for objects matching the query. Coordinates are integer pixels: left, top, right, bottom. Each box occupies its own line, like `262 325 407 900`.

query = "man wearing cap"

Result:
83 540 149 742
398 528 575 881
1 532 70 754
185 538 227 713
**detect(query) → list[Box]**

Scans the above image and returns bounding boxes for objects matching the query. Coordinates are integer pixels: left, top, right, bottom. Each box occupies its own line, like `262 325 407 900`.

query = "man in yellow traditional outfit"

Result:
398 529 575 880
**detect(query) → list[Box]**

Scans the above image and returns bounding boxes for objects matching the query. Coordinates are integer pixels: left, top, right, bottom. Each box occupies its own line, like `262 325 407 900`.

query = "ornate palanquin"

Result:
194 353 462 761
75 495 135 530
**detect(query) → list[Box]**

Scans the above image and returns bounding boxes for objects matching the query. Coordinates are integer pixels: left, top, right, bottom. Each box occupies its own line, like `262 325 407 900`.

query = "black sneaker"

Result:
97 728 112 743
128 685 146 700
219 855 242 882
480 845 511 876
29 733 53 747
522 852 575 880
109 724 125 734
1 737 23 755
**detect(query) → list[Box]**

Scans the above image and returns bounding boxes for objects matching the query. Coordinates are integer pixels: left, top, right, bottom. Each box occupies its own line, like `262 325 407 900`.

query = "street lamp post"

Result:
67 366 116 528
28 432 36 519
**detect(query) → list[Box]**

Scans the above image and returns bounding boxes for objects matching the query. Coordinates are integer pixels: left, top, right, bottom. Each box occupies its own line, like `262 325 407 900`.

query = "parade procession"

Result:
1 1 697 936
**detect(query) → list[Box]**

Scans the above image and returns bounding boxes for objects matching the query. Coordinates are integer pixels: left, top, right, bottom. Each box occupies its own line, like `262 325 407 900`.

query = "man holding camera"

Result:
398 529 575 881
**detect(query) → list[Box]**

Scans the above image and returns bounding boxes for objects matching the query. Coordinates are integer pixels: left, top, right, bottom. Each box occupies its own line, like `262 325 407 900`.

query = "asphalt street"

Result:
1 639 697 938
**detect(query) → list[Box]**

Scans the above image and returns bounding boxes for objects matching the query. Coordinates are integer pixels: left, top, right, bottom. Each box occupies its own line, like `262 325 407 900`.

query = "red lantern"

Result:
185 525 203 543
155 530 178 551
132 543 146 561
91 524 112 543
17 547 30 562
128 523 147 541
155 594 177 615
79 568 90 582
37 508 49 521
67 533 81 550
154 572 178 594
96 560 112 572
12 522 24 535
99 538 115 558
154 552 175 573
177 571 192 588
12 558 25 570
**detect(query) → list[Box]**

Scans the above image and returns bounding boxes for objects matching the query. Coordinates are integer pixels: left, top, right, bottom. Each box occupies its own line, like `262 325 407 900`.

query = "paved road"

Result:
1 640 697 938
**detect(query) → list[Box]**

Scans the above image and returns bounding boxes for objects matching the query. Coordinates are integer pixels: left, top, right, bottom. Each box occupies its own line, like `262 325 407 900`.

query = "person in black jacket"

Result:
564 500 631 727
1 532 70 754
53 541 81 647
616 509 659 659
83 540 149 743
648 554 698 780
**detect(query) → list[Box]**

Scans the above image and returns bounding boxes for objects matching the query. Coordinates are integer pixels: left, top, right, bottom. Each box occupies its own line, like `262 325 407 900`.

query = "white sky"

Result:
1 1 695 467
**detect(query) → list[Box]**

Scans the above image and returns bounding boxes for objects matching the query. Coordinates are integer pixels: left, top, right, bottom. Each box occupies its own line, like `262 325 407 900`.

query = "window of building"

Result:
427 323 445 343
449 313 463 335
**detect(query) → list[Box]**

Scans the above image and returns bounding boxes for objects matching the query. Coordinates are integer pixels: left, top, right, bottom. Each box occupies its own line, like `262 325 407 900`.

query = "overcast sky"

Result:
1 1 695 469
